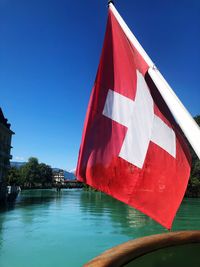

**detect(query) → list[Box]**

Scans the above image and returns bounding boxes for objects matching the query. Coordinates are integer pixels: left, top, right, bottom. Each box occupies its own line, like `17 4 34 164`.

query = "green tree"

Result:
39 163 53 185
186 115 200 196
20 157 41 187
19 157 53 187
6 157 53 188
7 167 21 185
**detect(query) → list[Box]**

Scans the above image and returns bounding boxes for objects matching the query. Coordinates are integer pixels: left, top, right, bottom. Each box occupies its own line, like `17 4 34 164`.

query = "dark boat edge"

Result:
84 230 200 267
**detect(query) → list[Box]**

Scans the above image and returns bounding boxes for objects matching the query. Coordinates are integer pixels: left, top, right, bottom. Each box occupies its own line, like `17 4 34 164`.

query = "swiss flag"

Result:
76 8 191 229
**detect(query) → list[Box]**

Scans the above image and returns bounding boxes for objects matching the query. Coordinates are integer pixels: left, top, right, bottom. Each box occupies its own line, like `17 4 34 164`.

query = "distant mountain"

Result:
64 170 76 180
10 161 26 168
52 168 76 180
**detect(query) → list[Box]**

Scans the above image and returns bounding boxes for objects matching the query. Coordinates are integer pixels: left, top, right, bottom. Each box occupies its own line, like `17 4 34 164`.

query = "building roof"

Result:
0 107 11 130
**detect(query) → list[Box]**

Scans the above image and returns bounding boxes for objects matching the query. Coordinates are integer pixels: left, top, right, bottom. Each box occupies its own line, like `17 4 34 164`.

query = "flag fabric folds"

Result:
76 7 191 229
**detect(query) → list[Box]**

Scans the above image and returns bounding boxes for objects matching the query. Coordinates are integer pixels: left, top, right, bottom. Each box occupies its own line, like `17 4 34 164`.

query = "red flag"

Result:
76 8 191 229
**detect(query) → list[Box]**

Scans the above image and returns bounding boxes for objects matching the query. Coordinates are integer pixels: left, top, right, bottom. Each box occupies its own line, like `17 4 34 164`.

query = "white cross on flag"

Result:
76 5 191 229
103 71 176 169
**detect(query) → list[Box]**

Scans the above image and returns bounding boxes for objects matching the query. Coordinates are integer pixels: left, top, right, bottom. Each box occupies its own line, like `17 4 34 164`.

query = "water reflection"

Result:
1 190 200 234
0 190 199 267
173 198 200 231
0 190 61 213
80 191 165 238
80 191 200 235
0 211 5 250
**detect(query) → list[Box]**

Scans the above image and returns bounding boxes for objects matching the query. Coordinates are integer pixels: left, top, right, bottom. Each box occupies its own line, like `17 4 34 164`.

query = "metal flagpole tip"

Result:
108 0 114 7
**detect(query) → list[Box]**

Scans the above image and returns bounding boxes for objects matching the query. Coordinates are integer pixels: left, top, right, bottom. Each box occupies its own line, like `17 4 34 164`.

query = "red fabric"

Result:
76 9 191 229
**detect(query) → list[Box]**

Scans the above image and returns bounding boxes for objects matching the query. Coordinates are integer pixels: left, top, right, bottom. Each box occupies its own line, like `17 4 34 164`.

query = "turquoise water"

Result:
0 189 200 267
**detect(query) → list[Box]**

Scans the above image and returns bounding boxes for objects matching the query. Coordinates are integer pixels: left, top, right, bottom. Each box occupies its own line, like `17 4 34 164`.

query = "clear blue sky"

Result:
0 0 199 170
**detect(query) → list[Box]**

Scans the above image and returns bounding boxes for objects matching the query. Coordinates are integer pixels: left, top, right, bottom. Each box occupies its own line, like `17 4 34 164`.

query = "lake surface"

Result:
0 189 200 267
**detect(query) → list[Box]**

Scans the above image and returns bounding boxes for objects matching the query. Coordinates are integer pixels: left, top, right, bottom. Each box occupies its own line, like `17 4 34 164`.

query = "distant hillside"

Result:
52 168 76 180
10 161 26 168
64 170 76 180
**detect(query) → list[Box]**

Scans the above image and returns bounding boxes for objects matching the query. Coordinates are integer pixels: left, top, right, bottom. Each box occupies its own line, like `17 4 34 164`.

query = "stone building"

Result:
52 169 65 185
0 108 14 202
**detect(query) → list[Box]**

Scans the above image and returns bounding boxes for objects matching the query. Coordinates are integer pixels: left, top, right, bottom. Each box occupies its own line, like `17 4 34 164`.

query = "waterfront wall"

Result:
21 181 84 190
0 182 7 204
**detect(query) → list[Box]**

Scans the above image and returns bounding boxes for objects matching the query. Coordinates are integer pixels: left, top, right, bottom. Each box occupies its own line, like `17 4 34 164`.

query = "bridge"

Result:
54 180 84 189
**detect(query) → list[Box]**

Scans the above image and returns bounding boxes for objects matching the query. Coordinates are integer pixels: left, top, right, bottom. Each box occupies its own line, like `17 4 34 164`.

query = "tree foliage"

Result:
7 157 53 188
186 115 200 197
7 167 21 185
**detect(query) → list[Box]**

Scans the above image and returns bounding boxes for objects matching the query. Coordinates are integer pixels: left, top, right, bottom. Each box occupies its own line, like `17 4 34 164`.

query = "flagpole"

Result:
108 1 114 6
108 2 200 160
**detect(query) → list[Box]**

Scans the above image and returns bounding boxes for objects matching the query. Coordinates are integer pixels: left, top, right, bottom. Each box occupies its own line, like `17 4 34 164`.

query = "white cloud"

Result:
14 156 25 162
